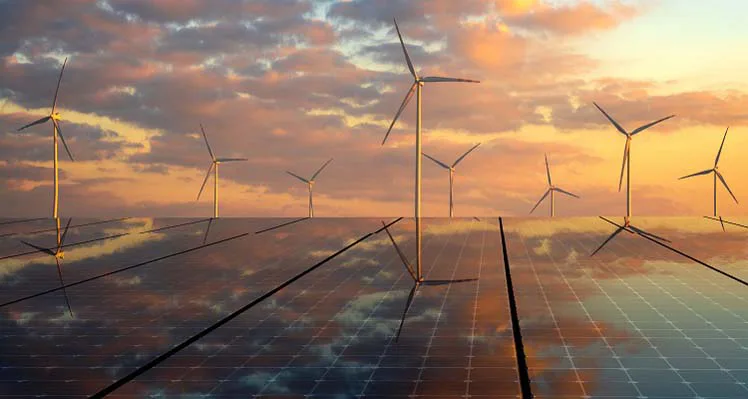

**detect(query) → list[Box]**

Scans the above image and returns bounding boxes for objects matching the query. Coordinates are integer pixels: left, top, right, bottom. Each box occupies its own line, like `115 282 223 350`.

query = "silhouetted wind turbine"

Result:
423 143 480 218
16 58 73 219
286 158 333 218
20 218 74 317
382 18 479 280
679 127 737 225
381 222 476 342
196 124 248 218
591 102 674 255
530 154 579 217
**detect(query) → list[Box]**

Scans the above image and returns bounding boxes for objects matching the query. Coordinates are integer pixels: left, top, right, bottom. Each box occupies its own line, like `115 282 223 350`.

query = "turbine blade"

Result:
59 218 72 248
529 189 550 214
196 163 214 201
618 140 630 192
56 257 74 318
715 126 729 167
54 120 75 162
20 240 56 256
51 57 68 112
628 225 671 243
678 169 713 180
631 114 676 136
311 158 333 181
422 278 478 286
591 226 626 256
554 187 580 198
215 157 248 162
452 143 481 167
393 18 417 79
593 102 627 136
422 152 450 170
202 218 213 245
421 76 480 83
394 283 418 342
381 221 416 281
200 124 215 161
17 116 51 131
382 82 417 145
544 153 552 186
716 171 738 204
286 171 309 184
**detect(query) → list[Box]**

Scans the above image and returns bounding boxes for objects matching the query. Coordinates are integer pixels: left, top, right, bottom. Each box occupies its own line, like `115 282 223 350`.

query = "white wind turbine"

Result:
679 127 737 228
423 143 480 218
16 58 73 219
529 154 579 217
591 102 675 255
382 18 479 280
286 158 333 218
196 124 248 218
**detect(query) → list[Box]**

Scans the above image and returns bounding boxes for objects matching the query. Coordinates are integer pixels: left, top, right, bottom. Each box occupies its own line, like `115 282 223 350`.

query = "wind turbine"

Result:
286 158 333 218
381 18 479 280
678 127 737 227
423 143 481 218
16 58 73 219
591 102 675 255
529 154 580 217
196 124 248 218
20 218 74 317
381 221 476 342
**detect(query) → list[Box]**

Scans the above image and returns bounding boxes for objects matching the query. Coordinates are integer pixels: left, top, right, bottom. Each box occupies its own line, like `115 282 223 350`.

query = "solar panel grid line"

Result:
574 226 703 397
0 217 131 239
463 223 487 399
88 217 402 398
498 218 533 399
254 217 311 235
0 217 47 226
515 223 587 397
528 221 645 398
409 218 476 397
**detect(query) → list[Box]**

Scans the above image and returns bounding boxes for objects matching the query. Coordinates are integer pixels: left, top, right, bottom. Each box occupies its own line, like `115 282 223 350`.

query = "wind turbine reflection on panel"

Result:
591 102 675 256
20 218 74 317
529 154 579 217
678 127 738 231
380 221 477 342
196 124 248 219
423 143 481 218
16 58 74 219
381 18 479 280
286 158 333 218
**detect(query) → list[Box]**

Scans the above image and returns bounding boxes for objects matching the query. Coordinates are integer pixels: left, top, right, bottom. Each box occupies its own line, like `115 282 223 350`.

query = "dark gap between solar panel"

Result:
0 217 131 239
254 217 310 234
704 216 748 230
88 217 403 398
0 217 47 226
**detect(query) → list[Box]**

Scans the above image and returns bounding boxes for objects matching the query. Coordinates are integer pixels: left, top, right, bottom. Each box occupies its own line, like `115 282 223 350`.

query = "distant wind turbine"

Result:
382 18 479 280
196 124 248 218
423 143 481 218
381 221 476 342
286 158 333 218
20 218 74 317
530 154 580 217
16 58 73 219
591 102 675 255
678 127 737 223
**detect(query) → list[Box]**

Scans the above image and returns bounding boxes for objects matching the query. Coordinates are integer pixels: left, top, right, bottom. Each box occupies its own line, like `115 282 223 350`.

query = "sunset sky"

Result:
1 0 747 218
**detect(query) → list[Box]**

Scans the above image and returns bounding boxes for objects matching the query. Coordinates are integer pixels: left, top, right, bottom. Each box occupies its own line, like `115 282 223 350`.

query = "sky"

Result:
1 0 747 218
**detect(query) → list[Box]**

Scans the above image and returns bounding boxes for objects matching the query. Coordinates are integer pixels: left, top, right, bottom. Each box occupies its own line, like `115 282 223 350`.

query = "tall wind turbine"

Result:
286 158 333 218
530 154 580 217
196 124 248 218
381 221 476 341
423 143 481 218
591 102 675 255
16 58 73 219
20 218 74 317
381 18 479 280
678 127 737 221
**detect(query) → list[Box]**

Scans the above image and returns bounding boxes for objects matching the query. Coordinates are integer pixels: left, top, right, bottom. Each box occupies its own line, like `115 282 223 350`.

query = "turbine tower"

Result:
196 124 248 218
382 18 479 280
422 143 481 218
529 154 580 217
286 158 333 218
678 127 737 220
16 58 73 219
